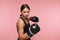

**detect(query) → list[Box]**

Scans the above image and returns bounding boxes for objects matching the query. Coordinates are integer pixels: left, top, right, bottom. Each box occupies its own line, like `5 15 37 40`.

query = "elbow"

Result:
19 34 26 39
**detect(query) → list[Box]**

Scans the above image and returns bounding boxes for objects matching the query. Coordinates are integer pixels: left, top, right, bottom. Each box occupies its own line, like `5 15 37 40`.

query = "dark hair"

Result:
20 4 30 12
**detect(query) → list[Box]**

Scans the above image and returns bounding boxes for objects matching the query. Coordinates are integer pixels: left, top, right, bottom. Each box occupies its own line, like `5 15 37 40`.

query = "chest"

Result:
24 23 30 33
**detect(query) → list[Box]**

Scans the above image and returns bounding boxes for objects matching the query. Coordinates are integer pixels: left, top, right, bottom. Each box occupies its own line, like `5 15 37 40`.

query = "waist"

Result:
18 38 31 40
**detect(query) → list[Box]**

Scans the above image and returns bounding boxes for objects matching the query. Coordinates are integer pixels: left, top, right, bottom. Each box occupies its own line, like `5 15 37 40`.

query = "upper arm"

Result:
17 18 25 37
16 18 28 39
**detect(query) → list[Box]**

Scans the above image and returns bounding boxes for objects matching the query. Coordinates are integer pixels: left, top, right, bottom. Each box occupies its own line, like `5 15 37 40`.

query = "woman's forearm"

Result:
19 33 28 40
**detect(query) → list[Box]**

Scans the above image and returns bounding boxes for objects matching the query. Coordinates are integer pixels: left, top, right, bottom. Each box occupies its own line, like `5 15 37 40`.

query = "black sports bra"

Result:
20 16 30 33
17 16 31 40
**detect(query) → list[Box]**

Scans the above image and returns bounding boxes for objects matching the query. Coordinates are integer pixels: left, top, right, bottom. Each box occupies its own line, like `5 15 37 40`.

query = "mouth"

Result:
25 16 28 18
26 15 28 17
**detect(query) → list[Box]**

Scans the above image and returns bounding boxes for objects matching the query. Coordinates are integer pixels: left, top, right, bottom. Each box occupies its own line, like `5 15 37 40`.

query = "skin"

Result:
16 8 30 40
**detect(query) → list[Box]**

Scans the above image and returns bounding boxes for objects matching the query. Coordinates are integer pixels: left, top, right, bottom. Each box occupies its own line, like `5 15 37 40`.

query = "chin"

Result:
25 17 28 19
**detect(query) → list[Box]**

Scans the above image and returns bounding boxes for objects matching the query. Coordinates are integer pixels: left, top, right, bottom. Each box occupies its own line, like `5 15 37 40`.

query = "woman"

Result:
16 4 31 40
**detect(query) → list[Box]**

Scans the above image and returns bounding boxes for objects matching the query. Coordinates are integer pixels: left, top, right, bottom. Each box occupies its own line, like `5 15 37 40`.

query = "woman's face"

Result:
21 8 30 18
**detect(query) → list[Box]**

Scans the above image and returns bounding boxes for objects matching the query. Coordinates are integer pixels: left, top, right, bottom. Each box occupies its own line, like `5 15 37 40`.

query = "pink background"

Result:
0 0 60 40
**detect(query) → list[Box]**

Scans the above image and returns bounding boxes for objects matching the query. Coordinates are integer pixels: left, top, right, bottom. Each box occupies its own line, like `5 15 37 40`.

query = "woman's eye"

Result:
27 11 29 13
23 11 26 13
23 11 29 13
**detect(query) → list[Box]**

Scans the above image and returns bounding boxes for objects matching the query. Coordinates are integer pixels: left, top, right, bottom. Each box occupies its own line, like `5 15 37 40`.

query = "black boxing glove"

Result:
30 16 39 22
26 24 40 38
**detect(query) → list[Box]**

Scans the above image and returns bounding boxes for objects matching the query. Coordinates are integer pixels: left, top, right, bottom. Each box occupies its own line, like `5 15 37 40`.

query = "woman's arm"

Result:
16 18 28 40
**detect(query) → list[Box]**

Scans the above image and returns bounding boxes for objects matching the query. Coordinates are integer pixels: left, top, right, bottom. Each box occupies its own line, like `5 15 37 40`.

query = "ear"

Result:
20 14 23 16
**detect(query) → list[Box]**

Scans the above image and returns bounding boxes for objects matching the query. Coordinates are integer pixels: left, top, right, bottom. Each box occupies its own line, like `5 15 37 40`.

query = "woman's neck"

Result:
21 15 29 24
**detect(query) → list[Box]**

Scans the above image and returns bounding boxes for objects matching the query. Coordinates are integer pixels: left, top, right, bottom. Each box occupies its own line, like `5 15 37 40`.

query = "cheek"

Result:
28 13 29 15
28 13 30 16
22 13 26 16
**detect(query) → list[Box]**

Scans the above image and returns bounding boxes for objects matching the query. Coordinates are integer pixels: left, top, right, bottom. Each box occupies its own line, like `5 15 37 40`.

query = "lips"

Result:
26 15 28 17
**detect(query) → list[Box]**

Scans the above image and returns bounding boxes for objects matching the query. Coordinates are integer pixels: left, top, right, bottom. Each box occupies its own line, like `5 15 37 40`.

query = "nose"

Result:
26 13 29 15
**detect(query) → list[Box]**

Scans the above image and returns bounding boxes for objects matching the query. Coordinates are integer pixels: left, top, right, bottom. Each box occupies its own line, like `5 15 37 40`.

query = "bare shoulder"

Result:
16 18 25 28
